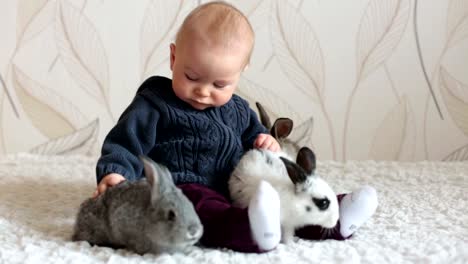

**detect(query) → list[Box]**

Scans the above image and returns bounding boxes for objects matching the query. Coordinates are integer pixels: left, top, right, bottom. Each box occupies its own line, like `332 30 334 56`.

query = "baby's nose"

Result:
195 86 210 97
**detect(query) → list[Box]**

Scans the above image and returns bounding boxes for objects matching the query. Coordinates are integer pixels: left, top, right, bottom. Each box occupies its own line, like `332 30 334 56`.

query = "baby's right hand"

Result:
93 173 126 198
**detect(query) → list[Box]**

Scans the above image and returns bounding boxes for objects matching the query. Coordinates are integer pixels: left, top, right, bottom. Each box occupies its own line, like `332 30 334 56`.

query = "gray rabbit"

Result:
72 156 203 255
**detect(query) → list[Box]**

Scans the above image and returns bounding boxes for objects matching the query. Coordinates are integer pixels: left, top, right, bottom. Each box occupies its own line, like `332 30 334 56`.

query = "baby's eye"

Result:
185 73 198 81
213 83 227 88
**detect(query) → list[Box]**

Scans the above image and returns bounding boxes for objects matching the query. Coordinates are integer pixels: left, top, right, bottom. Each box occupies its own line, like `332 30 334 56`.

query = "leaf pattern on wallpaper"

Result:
231 0 268 30
446 0 468 48
0 92 4 154
404 101 417 160
439 67 468 136
30 119 99 155
356 0 410 81
237 77 315 151
288 116 315 151
4 1 53 119
16 0 50 43
140 0 195 79
55 1 111 115
443 144 468 161
237 76 302 122
270 0 325 103
369 97 408 160
12 65 88 139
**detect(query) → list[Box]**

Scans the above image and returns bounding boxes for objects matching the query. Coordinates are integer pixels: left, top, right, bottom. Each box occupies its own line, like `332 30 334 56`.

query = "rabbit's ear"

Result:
296 147 316 175
140 156 173 199
280 157 308 185
271 118 293 140
256 102 272 129
141 156 156 184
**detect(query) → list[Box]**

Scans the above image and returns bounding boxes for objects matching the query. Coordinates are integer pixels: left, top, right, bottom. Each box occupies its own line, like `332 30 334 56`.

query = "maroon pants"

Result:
178 183 348 253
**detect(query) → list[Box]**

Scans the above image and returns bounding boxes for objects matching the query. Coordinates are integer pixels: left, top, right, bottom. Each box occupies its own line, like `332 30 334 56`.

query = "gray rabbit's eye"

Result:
312 198 330 211
167 210 176 221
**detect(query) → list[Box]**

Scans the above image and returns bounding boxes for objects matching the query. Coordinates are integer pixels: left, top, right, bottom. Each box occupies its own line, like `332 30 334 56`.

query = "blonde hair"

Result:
175 1 254 65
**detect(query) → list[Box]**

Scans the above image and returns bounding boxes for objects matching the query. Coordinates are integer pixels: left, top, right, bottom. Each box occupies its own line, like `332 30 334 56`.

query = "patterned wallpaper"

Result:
0 0 467 161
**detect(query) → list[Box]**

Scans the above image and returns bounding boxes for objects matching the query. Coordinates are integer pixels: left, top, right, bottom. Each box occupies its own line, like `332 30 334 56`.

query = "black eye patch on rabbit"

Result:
229 147 339 244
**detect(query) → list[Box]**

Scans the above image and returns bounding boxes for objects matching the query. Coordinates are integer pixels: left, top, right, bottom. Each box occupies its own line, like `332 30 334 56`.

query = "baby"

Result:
94 1 377 253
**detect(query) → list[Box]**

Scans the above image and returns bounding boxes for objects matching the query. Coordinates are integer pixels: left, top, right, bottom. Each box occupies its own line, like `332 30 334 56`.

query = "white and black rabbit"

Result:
250 102 377 242
229 146 339 243
72 156 203 255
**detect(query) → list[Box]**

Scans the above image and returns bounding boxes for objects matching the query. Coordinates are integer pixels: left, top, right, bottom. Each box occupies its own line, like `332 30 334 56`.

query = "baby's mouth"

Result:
190 99 209 108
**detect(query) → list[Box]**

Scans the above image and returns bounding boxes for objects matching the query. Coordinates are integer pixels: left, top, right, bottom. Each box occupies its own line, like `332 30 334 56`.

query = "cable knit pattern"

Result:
96 76 267 196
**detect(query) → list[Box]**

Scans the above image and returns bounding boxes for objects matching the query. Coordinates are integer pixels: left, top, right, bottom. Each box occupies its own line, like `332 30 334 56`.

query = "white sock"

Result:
339 185 378 238
248 180 281 251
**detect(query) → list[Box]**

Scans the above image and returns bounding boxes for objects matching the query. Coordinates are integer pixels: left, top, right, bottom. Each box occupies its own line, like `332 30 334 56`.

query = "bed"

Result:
0 154 467 264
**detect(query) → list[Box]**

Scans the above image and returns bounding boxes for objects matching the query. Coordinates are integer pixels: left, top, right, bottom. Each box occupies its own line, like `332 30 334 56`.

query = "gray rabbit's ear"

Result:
256 102 272 129
271 118 293 140
296 147 316 175
280 157 308 185
140 156 173 199
141 156 159 191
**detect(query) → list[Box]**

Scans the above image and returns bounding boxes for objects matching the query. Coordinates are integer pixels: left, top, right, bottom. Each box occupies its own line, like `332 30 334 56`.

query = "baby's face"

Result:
170 38 249 110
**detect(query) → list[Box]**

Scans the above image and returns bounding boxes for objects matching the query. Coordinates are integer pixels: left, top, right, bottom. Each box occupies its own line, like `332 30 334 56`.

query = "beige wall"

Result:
1 0 467 161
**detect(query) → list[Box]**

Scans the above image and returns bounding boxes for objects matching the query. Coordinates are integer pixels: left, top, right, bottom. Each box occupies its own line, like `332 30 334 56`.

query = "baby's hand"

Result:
254 133 281 152
93 173 126 198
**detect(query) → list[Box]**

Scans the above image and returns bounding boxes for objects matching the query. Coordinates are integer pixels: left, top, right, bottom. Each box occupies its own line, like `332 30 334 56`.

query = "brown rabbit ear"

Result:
296 147 316 175
272 118 293 140
256 102 272 129
280 157 307 184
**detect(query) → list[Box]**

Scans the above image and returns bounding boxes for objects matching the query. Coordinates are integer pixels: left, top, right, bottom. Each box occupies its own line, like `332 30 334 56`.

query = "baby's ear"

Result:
170 43 176 71
243 63 249 71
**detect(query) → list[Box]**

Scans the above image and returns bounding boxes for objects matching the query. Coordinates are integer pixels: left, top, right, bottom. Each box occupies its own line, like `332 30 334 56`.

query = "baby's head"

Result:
170 1 254 110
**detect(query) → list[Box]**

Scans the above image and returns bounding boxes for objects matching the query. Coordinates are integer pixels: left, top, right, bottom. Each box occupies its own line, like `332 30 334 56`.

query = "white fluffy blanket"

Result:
0 154 467 264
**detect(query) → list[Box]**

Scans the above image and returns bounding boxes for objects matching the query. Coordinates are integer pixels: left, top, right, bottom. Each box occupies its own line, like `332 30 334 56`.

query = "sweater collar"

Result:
139 76 216 112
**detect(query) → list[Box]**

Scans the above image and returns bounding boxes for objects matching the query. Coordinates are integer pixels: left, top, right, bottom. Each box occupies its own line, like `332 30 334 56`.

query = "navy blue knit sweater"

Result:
96 76 267 196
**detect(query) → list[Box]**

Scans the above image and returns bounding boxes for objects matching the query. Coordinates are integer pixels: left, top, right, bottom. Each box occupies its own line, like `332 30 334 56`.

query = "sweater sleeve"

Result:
241 105 268 151
95 95 159 183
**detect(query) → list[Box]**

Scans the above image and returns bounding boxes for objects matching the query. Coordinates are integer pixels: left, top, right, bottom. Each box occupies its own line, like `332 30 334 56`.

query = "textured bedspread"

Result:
0 154 467 264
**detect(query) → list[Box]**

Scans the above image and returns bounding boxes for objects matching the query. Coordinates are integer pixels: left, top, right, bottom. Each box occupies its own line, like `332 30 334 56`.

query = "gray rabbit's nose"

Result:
187 224 202 240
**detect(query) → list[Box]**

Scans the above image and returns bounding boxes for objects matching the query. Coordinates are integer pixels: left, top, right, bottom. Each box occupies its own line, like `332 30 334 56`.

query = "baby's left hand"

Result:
254 133 281 152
